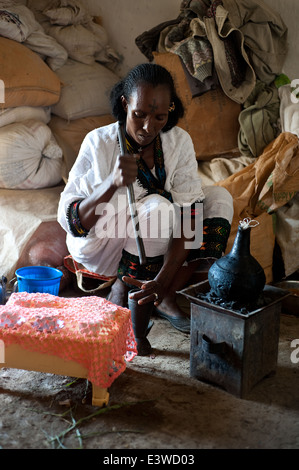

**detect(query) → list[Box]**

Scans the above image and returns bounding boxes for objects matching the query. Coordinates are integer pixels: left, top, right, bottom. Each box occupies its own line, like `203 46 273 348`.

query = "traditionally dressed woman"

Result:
57 63 233 352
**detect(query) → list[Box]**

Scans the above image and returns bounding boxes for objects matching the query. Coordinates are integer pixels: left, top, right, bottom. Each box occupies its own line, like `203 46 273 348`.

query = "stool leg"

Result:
91 385 109 407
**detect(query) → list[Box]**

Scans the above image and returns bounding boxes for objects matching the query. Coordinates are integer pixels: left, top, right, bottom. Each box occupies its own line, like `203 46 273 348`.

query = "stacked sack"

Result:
0 0 120 184
28 0 121 179
0 0 65 189
0 35 63 188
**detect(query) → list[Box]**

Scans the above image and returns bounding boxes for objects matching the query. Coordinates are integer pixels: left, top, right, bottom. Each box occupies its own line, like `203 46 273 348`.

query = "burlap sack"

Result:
51 59 119 121
0 37 61 108
153 52 241 161
217 131 299 282
217 132 299 218
256 133 299 214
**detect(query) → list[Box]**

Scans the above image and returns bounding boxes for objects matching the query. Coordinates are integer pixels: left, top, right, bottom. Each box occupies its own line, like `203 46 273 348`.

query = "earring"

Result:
121 95 128 112
168 102 175 112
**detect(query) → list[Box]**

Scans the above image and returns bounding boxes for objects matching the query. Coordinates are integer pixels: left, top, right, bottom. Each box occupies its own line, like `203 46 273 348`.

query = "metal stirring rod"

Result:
118 122 146 265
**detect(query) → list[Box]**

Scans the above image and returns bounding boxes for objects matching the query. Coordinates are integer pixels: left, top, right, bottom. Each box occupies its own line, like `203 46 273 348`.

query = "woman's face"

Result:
122 83 171 147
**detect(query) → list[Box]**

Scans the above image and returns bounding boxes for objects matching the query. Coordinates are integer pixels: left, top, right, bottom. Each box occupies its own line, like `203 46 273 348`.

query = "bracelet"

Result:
67 199 89 238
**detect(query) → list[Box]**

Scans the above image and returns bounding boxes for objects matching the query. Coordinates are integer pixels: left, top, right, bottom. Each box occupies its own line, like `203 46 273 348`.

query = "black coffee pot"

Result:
208 218 266 304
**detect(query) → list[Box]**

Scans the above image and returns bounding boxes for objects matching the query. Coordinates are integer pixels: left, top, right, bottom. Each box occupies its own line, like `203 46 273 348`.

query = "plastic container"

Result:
15 266 63 295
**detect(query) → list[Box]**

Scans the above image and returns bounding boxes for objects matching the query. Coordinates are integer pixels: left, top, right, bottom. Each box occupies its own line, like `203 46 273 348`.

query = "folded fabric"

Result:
138 0 288 105
203 3 256 104
180 57 219 98
161 17 214 84
238 80 281 158
224 0 288 84
135 17 182 61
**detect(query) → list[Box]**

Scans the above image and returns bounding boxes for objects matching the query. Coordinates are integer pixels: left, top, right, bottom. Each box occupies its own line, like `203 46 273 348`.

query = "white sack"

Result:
198 155 255 187
0 2 36 41
42 1 119 66
47 23 102 65
0 106 51 127
26 0 53 29
24 28 68 71
86 20 120 66
275 192 299 277
0 1 68 71
43 0 89 25
0 119 63 189
278 84 299 138
51 59 119 120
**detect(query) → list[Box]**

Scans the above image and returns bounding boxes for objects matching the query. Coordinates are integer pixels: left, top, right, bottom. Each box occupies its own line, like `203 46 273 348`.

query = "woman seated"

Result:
57 63 233 344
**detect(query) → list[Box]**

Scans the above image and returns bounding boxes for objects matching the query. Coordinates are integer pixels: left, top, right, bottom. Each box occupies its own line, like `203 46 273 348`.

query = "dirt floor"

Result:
1 286 299 452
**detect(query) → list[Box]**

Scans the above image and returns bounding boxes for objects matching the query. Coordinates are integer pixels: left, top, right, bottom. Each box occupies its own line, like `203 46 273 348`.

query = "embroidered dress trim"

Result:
117 249 164 283
187 217 231 260
67 200 89 238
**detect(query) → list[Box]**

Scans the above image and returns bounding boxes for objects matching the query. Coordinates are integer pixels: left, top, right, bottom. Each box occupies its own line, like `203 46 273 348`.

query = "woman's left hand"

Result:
122 276 162 306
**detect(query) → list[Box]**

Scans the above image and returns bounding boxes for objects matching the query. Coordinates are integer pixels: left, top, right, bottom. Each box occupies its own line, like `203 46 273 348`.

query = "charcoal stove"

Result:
179 280 290 398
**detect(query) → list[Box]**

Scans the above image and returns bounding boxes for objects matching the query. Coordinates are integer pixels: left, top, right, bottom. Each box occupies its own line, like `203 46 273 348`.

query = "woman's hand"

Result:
122 276 163 307
112 154 138 188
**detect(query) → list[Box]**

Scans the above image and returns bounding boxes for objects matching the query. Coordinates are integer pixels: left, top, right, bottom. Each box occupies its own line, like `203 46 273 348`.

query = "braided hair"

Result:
109 63 184 132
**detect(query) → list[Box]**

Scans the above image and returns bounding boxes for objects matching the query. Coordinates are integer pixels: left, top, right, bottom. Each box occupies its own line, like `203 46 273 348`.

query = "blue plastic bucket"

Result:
15 266 63 295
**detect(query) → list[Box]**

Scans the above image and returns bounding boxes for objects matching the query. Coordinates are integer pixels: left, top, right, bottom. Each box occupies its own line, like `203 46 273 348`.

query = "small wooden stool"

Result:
0 292 137 406
2 343 109 407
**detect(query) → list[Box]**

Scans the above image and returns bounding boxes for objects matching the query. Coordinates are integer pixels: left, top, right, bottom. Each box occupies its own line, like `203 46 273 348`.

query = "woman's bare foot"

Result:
107 278 130 307
156 295 189 320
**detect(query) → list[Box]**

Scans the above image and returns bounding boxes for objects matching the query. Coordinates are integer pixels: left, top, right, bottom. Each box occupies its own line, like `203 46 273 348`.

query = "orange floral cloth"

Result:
0 293 137 388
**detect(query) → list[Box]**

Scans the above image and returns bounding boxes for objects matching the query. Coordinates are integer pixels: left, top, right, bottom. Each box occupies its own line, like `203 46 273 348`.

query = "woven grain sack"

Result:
0 3 67 71
27 0 51 25
24 28 68 72
0 3 36 41
0 120 63 189
42 2 119 67
217 132 299 217
0 106 51 128
43 0 89 25
47 23 101 65
154 52 241 161
0 37 61 107
51 59 119 120
215 132 299 283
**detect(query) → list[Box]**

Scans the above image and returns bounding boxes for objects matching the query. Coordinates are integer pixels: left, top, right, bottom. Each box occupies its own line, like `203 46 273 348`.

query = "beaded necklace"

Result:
122 131 173 202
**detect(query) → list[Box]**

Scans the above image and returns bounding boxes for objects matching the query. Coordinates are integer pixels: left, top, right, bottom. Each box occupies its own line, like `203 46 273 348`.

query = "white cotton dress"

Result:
57 122 232 276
